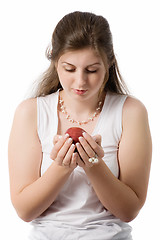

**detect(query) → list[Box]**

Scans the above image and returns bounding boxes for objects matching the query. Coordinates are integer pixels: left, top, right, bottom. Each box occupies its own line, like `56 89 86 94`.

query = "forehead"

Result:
58 48 104 66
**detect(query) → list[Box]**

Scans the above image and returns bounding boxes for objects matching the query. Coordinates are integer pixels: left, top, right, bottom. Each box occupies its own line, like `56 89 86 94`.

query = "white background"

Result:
0 0 159 239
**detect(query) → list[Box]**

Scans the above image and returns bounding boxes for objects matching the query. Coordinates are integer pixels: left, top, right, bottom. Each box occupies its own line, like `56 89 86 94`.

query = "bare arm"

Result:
8 99 77 222
76 97 152 222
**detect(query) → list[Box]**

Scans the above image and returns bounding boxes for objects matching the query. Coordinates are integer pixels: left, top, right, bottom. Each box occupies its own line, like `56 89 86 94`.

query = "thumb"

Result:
53 134 62 145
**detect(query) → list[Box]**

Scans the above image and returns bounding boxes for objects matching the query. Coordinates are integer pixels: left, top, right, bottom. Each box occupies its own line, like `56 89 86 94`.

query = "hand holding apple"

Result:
65 127 104 168
65 127 86 144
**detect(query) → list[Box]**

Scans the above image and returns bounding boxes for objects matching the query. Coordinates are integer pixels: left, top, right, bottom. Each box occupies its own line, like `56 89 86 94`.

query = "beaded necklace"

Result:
59 97 102 125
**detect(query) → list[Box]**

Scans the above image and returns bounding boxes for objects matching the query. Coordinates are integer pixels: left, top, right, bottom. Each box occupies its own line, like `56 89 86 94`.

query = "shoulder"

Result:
14 98 37 128
124 96 147 111
9 98 40 154
123 96 148 126
16 97 37 111
121 96 151 152
16 98 37 115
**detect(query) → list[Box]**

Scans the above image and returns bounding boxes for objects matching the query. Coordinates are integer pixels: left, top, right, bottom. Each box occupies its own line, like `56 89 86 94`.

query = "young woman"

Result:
8 11 152 239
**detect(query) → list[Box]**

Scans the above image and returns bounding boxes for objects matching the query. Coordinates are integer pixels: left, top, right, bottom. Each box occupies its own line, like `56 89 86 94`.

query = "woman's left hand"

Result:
76 132 104 169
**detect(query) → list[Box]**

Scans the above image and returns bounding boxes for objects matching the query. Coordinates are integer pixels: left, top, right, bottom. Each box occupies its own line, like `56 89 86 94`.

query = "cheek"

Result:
90 73 105 88
57 66 69 85
58 73 72 89
98 71 107 86
57 69 66 83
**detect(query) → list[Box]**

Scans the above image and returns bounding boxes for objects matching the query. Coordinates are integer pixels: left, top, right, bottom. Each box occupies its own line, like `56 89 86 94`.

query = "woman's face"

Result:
56 48 107 101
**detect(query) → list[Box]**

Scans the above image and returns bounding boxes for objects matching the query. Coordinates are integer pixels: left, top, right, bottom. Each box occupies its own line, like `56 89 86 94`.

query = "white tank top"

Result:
29 90 132 240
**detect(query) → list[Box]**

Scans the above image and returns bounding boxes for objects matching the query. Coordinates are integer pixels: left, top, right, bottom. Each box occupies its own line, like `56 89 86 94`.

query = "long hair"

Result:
34 11 129 97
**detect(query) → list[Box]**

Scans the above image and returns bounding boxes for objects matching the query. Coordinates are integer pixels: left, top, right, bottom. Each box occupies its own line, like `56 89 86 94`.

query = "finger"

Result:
92 134 102 145
56 137 73 165
76 153 85 168
76 142 93 167
50 133 69 159
53 135 62 145
70 152 78 168
62 143 75 166
82 132 104 158
78 136 95 158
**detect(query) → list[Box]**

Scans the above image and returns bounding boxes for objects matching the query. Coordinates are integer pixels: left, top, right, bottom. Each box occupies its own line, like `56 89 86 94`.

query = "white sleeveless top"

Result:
29 90 132 240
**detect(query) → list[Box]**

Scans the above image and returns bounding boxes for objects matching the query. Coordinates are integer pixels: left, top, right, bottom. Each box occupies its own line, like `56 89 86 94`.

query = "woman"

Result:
8 11 152 239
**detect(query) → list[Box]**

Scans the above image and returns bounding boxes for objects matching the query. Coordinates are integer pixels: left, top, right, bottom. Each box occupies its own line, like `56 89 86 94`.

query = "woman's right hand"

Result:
50 134 77 170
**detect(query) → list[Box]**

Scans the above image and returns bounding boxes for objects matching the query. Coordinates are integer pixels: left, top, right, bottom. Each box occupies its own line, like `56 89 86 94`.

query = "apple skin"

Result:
65 127 86 144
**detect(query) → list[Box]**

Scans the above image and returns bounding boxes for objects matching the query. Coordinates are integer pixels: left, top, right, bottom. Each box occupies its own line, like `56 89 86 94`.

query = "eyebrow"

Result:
61 62 101 67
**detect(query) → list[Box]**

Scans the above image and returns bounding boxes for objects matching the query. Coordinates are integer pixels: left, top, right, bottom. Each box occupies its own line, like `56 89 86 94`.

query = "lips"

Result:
74 89 87 95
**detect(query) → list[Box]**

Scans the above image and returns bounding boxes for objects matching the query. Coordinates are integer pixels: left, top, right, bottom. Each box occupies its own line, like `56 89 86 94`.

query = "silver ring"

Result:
88 154 99 164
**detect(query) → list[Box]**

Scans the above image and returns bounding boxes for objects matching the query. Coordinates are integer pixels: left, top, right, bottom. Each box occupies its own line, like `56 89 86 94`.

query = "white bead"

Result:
94 158 99 163
59 96 102 125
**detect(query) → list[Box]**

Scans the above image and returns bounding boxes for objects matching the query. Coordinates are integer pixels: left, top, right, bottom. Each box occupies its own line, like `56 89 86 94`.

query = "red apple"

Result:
65 127 86 144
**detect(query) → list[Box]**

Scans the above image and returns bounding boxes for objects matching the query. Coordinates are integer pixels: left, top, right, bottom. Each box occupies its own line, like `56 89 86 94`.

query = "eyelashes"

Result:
65 69 75 72
86 69 97 73
65 69 97 73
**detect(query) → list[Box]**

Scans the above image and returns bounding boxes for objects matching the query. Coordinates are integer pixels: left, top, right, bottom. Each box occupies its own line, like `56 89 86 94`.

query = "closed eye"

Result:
65 69 75 72
65 69 97 73
86 69 97 73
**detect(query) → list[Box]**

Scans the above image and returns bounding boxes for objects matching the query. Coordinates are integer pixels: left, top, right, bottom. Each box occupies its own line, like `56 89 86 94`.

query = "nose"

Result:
75 70 87 88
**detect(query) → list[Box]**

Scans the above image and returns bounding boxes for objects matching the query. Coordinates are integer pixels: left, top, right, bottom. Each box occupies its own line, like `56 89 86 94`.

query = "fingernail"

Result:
82 132 87 137
64 133 69 139
78 136 83 141
67 138 72 143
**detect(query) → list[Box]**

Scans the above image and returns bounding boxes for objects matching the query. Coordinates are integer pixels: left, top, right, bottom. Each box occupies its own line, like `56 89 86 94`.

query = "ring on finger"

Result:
88 154 99 164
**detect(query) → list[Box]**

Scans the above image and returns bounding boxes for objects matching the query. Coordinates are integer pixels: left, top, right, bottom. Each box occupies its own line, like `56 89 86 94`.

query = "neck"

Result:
59 90 104 125
61 91 100 113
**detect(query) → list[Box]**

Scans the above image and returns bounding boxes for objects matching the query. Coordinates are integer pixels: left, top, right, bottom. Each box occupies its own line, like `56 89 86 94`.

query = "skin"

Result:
56 48 107 117
8 48 152 223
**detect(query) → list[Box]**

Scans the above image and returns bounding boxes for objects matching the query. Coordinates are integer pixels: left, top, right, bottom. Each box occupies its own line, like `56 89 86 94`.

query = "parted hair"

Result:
34 11 128 97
